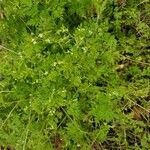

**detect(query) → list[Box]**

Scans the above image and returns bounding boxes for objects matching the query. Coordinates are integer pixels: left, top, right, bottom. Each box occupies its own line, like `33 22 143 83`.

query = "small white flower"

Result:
38 33 43 38
44 71 48 75
82 47 88 53
31 38 37 44
53 62 57 66
33 41 37 44
49 110 55 116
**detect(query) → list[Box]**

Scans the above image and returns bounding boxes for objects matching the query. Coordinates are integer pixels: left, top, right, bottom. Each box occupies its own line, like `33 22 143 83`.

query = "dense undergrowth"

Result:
0 0 150 149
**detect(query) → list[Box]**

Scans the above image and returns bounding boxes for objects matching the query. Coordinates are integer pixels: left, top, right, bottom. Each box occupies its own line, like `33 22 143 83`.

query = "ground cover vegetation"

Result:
0 0 150 149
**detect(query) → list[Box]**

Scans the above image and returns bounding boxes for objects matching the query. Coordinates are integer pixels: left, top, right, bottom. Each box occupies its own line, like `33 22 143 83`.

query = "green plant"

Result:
0 0 150 149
